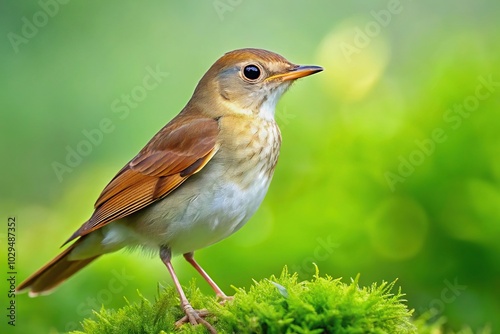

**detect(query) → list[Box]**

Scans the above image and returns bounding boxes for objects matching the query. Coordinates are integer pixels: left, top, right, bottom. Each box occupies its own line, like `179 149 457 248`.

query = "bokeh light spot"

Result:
439 179 500 245
367 197 429 260
316 17 390 102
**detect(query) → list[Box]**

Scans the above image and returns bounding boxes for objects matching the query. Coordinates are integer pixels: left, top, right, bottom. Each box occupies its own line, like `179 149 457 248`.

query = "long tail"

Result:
16 237 100 297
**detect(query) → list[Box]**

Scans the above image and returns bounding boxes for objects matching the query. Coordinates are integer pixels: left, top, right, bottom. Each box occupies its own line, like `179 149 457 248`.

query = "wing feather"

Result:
64 114 220 244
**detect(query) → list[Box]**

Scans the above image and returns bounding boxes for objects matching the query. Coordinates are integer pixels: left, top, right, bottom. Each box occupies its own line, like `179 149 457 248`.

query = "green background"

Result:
1 0 499 333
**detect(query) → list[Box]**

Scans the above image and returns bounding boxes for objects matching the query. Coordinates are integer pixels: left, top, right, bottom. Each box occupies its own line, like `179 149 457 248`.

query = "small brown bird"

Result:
17 48 322 332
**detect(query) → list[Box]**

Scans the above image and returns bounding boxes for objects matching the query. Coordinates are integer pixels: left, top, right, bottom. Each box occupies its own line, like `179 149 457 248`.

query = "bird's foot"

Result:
175 304 216 334
217 294 234 305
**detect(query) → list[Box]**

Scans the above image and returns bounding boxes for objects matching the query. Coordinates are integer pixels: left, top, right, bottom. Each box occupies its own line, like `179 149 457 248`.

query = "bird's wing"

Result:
64 114 220 244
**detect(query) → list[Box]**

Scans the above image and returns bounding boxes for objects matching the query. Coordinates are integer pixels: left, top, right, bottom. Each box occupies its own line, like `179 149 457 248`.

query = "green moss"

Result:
68 267 484 334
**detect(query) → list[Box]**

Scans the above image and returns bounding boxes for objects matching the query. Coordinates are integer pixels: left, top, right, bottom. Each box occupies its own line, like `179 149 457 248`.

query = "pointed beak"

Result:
267 65 323 82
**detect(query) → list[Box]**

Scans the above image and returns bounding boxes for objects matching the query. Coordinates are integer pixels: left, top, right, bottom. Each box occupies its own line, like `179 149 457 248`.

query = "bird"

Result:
16 48 323 333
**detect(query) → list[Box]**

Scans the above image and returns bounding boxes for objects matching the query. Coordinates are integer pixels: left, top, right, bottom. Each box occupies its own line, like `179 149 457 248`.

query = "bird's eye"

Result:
243 65 261 81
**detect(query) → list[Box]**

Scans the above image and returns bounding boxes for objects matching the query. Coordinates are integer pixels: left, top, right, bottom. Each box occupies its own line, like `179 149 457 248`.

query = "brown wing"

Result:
64 114 220 244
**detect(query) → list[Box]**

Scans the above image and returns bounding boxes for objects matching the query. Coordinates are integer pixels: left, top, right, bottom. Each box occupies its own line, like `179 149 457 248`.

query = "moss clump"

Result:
69 267 480 334
215 268 415 333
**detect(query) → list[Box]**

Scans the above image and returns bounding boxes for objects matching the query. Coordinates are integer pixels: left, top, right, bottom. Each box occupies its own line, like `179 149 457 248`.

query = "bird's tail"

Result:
16 237 101 297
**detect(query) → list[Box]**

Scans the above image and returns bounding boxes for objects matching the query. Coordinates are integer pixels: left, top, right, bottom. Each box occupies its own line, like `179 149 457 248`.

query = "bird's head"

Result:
189 48 323 120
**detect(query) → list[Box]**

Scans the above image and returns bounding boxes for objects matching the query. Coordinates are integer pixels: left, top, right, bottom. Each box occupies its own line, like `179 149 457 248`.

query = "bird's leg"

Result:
183 252 233 303
159 247 217 334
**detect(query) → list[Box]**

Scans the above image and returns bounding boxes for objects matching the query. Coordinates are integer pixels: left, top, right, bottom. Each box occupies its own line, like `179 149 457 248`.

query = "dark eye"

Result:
243 65 261 80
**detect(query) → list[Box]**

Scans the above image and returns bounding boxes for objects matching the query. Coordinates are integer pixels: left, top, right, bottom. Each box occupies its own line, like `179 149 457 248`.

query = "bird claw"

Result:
217 294 234 305
175 306 217 334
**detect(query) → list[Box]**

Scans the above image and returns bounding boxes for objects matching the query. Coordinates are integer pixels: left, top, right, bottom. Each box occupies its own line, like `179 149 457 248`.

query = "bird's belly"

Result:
108 168 272 255
167 176 270 254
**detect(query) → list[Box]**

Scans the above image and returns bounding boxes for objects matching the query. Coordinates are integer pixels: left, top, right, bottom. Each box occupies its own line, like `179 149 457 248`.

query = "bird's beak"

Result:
266 65 323 82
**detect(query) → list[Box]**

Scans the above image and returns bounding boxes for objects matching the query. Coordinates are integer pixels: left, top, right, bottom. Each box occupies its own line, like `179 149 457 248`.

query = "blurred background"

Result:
1 0 499 333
